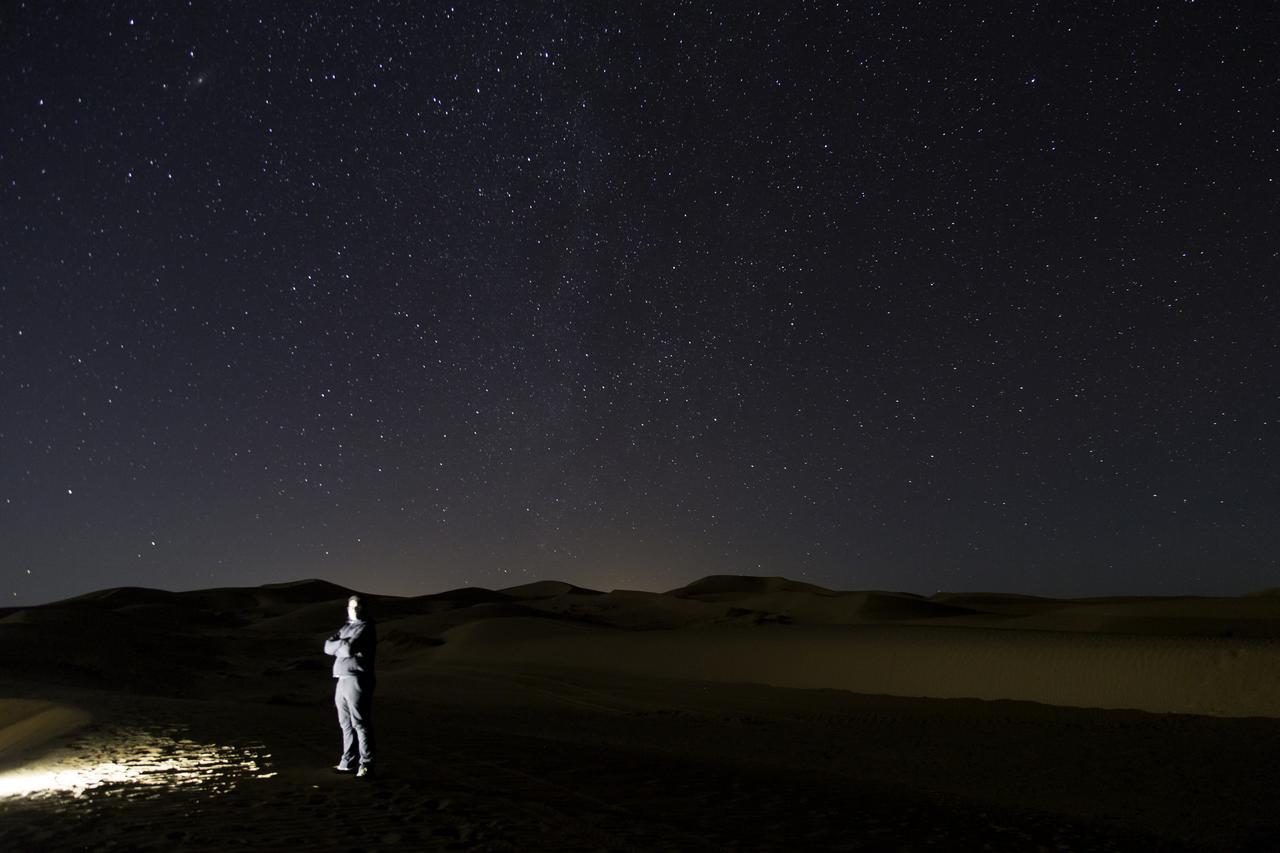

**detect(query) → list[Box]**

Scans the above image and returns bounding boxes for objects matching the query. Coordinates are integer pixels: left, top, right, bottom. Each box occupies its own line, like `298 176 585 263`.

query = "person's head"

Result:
347 595 364 621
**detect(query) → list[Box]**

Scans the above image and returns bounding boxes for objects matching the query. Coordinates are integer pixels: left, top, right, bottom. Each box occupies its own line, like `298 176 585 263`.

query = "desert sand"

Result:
2 575 1280 851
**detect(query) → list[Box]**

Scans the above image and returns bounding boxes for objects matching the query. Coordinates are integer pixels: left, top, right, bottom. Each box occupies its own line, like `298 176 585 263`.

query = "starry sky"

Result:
3 2 1278 605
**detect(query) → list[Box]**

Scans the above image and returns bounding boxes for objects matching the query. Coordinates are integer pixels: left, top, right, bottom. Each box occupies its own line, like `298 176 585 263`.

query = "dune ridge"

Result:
6 574 1280 718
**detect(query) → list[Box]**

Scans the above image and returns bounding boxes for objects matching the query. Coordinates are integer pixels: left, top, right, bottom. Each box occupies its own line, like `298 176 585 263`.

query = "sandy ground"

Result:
2 577 1280 851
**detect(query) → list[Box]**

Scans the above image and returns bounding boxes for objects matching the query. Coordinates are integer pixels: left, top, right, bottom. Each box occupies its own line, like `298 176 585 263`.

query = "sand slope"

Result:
433 618 1280 717
0 701 91 769
8 574 1280 716
5 574 1280 851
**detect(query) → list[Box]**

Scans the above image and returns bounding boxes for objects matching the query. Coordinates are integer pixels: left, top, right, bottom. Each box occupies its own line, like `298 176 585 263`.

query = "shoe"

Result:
356 766 373 778
333 765 354 774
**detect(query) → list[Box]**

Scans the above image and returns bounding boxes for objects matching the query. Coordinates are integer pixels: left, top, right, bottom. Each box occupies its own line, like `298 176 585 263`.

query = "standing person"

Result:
324 594 377 777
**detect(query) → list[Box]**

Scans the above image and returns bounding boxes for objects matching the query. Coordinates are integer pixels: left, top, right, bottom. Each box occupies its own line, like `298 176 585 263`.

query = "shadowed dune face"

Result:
857 592 985 620
500 580 604 599
667 574 838 599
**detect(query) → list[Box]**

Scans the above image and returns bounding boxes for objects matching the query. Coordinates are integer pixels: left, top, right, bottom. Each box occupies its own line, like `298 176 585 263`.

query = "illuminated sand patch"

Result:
0 723 273 800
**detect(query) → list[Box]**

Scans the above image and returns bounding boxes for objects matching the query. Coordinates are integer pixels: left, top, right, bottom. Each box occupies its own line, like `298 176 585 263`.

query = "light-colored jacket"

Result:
324 618 376 678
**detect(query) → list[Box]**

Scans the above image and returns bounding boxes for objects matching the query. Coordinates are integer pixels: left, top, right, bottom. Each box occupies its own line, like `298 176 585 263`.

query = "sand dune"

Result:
0 701 92 769
667 573 839 599
500 580 604 599
8 575 1280 716
433 618 1280 717
4 574 1280 850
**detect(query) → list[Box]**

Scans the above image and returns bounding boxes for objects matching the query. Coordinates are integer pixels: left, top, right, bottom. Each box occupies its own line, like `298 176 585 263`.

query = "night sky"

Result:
3 2 1278 605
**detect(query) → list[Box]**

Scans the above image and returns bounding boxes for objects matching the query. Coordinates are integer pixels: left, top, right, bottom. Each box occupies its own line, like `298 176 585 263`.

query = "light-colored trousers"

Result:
334 674 375 769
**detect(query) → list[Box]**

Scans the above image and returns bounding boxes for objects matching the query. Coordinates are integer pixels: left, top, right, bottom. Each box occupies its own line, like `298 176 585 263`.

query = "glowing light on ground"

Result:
0 725 272 800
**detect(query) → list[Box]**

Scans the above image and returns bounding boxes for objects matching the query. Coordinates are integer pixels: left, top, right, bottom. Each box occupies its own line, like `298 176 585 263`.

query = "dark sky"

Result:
3 2 1277 604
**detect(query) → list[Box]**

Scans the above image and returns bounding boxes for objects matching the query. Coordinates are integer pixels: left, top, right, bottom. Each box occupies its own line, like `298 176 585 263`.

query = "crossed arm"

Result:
325 623 371 659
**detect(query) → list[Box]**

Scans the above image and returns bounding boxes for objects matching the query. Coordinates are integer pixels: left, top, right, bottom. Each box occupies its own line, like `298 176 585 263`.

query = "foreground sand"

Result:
2 576 1280 851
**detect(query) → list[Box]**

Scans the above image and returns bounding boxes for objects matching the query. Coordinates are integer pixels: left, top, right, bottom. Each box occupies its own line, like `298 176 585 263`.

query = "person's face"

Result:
347 598 360 621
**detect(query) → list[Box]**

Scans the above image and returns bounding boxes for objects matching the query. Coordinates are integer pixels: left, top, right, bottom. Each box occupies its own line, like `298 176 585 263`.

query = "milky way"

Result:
2 2 1277 603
